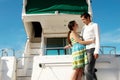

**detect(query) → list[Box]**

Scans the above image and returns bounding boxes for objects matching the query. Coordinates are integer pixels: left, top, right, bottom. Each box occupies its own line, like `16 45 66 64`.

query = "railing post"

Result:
1 49 8 56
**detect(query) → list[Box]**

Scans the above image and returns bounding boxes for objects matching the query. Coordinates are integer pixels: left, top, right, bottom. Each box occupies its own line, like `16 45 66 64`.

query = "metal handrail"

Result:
40 47 71 55
42 47 65 50
100 46 116 55
0 48 15 57
0 46 117 57
42 46 117 55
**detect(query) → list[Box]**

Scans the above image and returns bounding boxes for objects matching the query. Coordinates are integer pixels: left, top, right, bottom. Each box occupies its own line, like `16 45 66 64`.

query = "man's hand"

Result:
94 54 99 59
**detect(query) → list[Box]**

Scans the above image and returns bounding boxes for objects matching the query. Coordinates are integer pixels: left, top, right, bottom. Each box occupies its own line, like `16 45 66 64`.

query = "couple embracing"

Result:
65 12 100 80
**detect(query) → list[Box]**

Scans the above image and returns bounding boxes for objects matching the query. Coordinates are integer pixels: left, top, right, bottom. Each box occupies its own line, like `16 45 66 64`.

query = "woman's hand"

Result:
64 45 71 49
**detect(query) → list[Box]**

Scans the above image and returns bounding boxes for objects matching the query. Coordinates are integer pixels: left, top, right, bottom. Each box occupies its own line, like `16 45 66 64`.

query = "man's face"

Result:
81 16 90 25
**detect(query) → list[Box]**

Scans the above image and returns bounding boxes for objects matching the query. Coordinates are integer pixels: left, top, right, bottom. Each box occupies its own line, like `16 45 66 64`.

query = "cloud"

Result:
101 28 120 54
101 28 120 43
117 28 120 31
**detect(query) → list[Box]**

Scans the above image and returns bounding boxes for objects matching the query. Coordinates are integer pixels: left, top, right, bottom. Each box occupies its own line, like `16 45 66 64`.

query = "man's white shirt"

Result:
80 22 100 54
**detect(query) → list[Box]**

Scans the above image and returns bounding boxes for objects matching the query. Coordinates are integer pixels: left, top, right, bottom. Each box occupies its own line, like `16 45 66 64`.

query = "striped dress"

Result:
71 38 88 69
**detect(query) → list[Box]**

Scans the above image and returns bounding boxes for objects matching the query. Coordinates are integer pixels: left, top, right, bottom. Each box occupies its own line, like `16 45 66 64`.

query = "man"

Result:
80 12 100 80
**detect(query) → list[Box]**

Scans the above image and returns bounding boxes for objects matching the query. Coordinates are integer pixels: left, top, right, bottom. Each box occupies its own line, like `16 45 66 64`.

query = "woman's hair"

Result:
67 20 76 46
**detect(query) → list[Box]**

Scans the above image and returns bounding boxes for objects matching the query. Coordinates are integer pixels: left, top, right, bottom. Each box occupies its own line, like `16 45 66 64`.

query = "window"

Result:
45 38 71 55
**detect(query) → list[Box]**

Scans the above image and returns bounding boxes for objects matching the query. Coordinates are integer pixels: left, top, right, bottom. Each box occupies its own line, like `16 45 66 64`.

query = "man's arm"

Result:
94 24 100 59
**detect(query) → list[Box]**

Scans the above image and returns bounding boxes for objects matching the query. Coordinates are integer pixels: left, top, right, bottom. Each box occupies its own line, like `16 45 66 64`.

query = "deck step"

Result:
17 76 31 80
17 68 32 77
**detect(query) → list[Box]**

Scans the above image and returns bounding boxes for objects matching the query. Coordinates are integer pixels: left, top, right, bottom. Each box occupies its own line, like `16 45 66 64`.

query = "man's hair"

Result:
81 12 91 19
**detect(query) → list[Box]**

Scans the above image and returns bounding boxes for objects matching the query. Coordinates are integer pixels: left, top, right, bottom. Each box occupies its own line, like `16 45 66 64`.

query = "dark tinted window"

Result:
32 22 42 37
46 38 71 55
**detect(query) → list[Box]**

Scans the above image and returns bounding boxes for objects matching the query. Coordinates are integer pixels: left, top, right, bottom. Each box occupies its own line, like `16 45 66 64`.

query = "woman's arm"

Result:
72 32 93 45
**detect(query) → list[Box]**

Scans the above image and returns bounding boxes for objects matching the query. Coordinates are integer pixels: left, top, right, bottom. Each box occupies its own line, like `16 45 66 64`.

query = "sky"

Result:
0 0 120 54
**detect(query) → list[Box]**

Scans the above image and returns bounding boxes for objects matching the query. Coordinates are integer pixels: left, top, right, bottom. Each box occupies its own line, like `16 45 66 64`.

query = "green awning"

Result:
26 0 88 15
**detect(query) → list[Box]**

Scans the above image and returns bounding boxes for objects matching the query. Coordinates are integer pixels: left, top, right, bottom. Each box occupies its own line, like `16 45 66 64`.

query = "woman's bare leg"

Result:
77 68 83 80
71 68 80 80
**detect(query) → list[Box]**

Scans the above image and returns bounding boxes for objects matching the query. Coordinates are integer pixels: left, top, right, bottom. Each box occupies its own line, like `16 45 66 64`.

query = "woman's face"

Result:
73 22 78 31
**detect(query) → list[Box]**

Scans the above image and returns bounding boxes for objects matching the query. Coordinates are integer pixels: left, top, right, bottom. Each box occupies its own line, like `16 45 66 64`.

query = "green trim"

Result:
26 0 88 14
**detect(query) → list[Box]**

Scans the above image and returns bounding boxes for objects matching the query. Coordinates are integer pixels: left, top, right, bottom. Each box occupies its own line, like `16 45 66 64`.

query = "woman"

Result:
67 21 94 80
